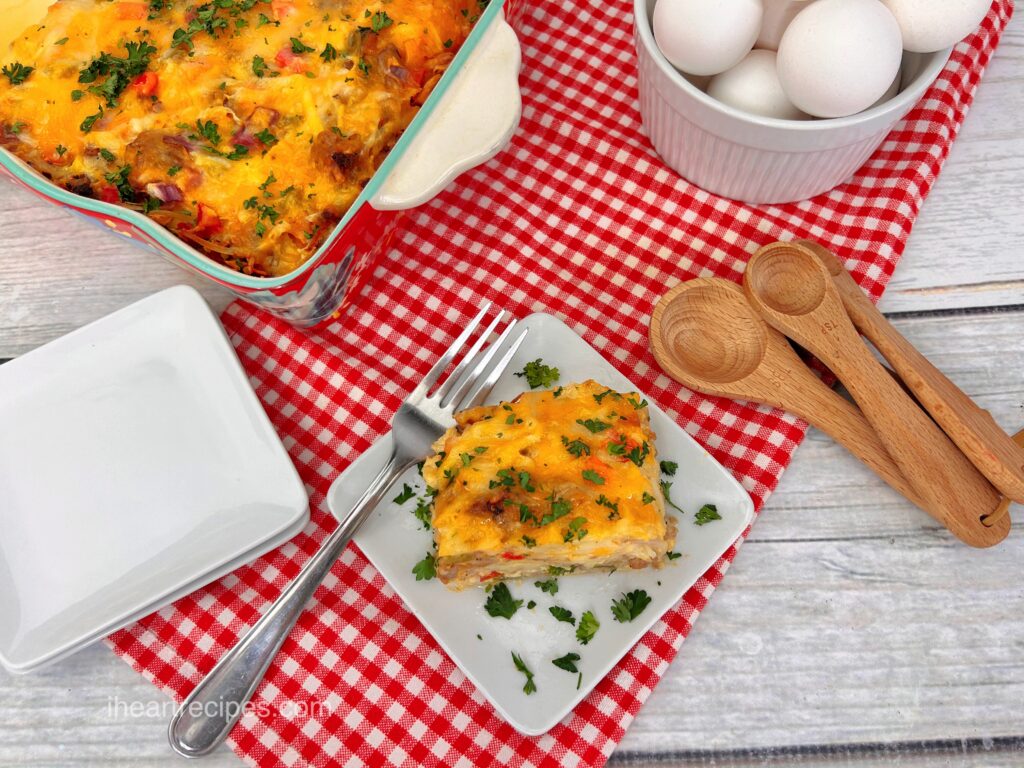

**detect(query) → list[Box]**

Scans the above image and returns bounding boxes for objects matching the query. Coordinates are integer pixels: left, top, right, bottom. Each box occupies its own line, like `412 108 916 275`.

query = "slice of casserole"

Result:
422 380 676 590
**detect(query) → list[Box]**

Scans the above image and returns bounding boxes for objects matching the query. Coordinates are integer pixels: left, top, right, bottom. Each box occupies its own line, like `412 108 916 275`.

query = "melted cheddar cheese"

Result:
0 0 478 276
422 380 676 590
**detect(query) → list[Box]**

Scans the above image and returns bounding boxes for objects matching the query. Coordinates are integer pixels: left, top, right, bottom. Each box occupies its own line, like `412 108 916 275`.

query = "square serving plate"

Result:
327 312 754 735
0 286 309 673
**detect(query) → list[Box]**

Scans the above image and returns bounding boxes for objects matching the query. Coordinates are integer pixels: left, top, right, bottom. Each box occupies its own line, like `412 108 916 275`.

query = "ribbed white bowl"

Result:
634 0 951 204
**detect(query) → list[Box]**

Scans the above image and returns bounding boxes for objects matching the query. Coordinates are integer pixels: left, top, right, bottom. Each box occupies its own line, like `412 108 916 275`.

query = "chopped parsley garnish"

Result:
660 460 678 476
392 483 415 504
666 551 682 560
2 62 34 86
552 387 563 398
576 418 610 434
521 535 536 548
596 495 619 519
562 436 590 458
80 109 103 133
592 389 616 404
562 516 588 543
71 89 84 101
611 590 652 623
411 552 436 581
411 497 432 530
660 481 685 514
320 42 339 62
484 583 522 619
511 652 536 695
243 195 281 237
515 358 560 389
610 437 649 467
694 503 721 526
357 57 370 76
358 9 394 33
641 491 655 505
99 148 116 163
576 611 599 645
192 119 221 146
103 165 134 201
581 469 604 485
518 471 535 492
552 652 581 674
290 37 315 54
628 396 648 409
534 578 558 595
527 600 536 610
548 565 574 576
251 55 268 77
55 144 68 157
78 41 157 107
539 491 572 526
172 4 230 52
55 37 69 46
549 606 575 625
488 467 515 489
256 12 276 27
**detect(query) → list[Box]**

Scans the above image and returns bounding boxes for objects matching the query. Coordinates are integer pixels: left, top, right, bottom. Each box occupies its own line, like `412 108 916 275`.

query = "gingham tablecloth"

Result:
108 1 1014 765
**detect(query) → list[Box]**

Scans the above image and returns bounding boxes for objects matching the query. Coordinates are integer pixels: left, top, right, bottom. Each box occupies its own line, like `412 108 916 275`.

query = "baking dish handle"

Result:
369 14 522 211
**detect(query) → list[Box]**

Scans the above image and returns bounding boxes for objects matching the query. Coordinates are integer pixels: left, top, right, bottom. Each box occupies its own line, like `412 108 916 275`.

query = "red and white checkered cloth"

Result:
108 1 1013 765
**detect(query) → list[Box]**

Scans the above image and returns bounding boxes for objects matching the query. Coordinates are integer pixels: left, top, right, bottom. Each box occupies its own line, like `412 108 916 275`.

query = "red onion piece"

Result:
163 134 197 151
231 126 260 148
146 182 183 203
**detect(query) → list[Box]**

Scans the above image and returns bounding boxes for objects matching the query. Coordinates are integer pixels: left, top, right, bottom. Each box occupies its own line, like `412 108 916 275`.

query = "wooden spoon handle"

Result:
775 365 926 508
744 243 1006 548
987 428 1024 524
798 240 1024 504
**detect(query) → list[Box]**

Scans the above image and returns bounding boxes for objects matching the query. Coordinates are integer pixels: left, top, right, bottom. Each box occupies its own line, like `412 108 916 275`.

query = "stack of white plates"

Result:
0 286 308 673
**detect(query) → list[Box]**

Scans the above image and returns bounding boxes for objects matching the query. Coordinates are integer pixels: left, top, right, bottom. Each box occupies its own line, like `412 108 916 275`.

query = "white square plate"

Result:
0 286 309 673
327 313 753 735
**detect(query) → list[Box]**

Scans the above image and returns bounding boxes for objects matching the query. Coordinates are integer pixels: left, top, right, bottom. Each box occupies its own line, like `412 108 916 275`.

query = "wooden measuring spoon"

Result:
650 278 925 507
797 239 1024 505
743 242 1008 548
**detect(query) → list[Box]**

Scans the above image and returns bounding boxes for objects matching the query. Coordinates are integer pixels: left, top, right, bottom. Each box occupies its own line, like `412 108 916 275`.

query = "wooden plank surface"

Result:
0 13 1021 768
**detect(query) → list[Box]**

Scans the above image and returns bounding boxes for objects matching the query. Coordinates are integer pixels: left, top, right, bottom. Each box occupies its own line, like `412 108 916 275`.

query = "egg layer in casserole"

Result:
0 0 478 276
422 380 677 590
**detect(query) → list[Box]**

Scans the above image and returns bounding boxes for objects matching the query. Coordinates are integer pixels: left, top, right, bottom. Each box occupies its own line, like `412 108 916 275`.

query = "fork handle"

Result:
168 453 404 758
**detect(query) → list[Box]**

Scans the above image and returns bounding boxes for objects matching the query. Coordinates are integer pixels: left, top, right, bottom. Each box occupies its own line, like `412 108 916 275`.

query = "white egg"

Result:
653 0 764 77
880 0 991 53
777 0 903 118
869 67 902 109
707 50 809 120
756 0 816 51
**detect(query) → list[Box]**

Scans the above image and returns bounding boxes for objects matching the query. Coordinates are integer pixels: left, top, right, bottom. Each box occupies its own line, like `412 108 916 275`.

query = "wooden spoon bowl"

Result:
744 242 1008 547
650 278 925 506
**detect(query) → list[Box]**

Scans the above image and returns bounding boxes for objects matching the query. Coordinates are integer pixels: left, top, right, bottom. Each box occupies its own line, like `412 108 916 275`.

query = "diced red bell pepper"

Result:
192 203 223 238
274 46 307 74
271 0 296 20
131 72 159 97
115 2 148 20
501 552 525 561
98 185 120 204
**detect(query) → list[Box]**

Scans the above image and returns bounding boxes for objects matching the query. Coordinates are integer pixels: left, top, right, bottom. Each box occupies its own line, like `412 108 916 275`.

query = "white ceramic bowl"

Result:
634 0 951 204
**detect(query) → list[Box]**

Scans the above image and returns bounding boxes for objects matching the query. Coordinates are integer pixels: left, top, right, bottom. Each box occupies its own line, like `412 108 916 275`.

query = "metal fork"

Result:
168 304 526 758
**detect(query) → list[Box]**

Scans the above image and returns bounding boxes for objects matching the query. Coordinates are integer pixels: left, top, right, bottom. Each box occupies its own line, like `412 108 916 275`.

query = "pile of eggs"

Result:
652 0 991 120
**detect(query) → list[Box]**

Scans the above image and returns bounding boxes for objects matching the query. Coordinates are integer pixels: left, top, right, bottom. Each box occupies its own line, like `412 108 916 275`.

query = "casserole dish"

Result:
0 0 523 327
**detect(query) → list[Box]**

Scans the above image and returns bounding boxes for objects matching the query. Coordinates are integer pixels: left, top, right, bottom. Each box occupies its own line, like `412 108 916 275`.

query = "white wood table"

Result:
2 20 1022 768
